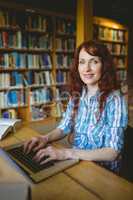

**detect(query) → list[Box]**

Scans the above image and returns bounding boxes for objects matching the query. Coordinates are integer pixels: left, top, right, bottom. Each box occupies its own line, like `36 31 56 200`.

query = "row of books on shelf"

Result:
55 87 69 101
2 30 127 54
116 70 127 81
0 70 69 88
56 71 68 83
55 54 73 68
27 71 54 86
0 10 52 31
0 52 52 69
30 88 53 105
25 15 52 32
0 71 54 88
93 25 126 42
26 53 52 69
0 86 68 110
0 10 76 34
113 57 126 69
55 38 75 51
0 31 52 49
56 17 75 35
104 42 127 55
0 52 74 69
0 90 26 108
0 109 18 119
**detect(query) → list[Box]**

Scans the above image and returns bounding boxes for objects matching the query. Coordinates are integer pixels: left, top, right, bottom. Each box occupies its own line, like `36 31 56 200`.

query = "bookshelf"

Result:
0 4 76 122
0 5 128 123
54 16 76 117
93 17 128 101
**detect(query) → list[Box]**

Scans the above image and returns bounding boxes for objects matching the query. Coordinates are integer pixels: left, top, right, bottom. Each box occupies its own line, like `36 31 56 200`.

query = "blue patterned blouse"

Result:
57 89 128 173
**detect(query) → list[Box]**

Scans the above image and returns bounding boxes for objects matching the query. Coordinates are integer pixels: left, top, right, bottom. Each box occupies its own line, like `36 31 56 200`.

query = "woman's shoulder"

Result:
106 90 123 103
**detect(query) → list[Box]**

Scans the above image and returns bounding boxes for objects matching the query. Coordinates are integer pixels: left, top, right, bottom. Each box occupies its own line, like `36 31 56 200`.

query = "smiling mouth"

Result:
83 74 94 78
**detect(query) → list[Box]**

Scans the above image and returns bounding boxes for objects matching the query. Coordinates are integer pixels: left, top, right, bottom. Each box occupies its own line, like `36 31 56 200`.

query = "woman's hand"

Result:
33 146 72 164
23 135 48 154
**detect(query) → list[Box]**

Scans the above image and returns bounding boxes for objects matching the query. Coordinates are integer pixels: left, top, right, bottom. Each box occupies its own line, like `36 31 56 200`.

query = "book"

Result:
0 118 21 140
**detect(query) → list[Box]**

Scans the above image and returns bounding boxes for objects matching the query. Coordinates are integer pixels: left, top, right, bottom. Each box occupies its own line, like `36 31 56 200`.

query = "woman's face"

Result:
78 48 102 87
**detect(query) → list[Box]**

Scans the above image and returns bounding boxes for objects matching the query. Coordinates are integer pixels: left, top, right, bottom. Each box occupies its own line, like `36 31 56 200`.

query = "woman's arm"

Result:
24 99 73 153
23 128 65 153
44 128 65 143
64 147 119 161
34 146 119 164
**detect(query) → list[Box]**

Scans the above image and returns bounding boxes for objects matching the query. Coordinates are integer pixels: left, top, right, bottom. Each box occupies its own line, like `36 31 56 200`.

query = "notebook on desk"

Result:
3 143 79 183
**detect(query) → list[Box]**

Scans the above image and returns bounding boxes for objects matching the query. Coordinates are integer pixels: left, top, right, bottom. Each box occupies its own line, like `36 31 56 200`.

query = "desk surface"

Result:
0 126 133 200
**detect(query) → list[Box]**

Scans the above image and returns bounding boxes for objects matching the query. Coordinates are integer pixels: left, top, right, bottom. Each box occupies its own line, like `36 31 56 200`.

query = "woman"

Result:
24 40 128 173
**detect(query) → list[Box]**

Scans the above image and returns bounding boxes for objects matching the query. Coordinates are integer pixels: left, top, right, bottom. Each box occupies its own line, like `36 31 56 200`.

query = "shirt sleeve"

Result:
57 99 74 135
103 92 128 151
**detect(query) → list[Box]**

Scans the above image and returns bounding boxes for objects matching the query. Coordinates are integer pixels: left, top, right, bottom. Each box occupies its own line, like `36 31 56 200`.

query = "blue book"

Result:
7 91 18 105
56 71 64 83
12 71 23 86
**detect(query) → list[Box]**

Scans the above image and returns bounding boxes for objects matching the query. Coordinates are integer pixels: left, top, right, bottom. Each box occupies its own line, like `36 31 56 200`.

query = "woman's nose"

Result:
85 62 92 71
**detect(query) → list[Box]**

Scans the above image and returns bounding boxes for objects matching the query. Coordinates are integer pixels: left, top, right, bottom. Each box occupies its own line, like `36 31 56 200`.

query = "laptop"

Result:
3 143 79 183
0 183 31 200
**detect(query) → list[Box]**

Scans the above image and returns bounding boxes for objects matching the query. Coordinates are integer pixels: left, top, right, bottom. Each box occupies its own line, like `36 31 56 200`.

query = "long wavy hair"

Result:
69 40 120 118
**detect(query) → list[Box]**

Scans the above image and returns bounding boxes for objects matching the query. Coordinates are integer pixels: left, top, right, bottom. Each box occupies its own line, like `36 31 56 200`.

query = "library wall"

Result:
127 27 133 126
0 3 129 124
93 17 128 102
0 4 76 121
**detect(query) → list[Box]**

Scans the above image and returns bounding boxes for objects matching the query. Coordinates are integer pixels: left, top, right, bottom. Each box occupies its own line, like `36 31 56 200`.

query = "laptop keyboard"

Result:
6 145 54 173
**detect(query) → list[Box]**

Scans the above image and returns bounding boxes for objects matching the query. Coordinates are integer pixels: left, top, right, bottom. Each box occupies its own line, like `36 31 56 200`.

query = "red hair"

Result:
69 40 120 115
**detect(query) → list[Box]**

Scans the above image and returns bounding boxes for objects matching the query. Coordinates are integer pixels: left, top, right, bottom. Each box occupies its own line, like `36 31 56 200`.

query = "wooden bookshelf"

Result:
93 16 128 101
0 3 76 122
0 4 128 122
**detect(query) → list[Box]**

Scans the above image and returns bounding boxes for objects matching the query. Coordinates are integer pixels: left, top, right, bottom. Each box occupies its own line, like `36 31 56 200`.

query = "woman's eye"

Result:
79 60 85 64
92 60 99 64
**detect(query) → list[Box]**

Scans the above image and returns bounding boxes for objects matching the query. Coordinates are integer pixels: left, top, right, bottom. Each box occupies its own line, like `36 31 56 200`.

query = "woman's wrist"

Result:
64 148 78 160
42 135 49 143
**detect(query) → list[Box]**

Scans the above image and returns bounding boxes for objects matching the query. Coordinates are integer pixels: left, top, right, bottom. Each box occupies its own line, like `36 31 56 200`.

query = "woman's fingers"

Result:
40 157 53 165
33 146 55 162
23 135 48 154
33 148 47 161
23 140 31 153
33 142 44 152
33 146 66 164
33 136 47 152
23 137 38 154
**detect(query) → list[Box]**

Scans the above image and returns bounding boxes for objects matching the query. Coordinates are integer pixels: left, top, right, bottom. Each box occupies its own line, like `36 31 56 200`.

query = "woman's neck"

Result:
86 85 99 96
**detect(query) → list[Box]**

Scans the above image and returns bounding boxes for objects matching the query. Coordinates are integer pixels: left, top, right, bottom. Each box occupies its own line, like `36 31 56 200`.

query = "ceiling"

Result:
93 0 132 26
3 0 133 27
8 0 77 15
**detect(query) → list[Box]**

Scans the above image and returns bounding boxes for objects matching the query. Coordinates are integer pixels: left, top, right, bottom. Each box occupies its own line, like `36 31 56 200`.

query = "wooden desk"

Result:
0 126 39 148
0 133 18 148
0 156 97 200
65 161 133 200
0 126 133 200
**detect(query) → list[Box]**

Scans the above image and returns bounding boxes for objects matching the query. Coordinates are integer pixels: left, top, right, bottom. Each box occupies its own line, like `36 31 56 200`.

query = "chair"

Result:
120 125 133 182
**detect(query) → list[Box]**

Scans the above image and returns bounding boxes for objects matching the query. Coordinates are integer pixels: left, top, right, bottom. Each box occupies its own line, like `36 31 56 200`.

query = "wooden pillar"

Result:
76 0 93 47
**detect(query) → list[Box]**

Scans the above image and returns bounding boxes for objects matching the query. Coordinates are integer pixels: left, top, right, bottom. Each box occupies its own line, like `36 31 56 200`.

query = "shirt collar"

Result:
81 87 101 100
